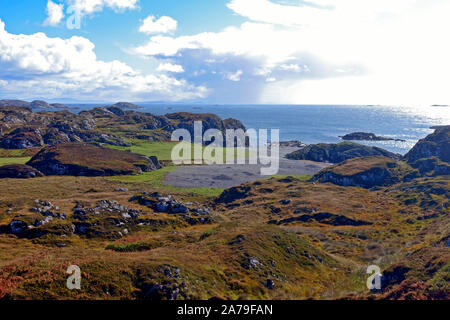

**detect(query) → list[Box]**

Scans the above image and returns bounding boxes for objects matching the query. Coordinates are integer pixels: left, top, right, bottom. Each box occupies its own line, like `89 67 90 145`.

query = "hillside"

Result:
26 143 161 176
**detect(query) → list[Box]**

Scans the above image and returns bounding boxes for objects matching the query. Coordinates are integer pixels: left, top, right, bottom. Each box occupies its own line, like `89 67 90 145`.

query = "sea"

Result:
70 104 450 155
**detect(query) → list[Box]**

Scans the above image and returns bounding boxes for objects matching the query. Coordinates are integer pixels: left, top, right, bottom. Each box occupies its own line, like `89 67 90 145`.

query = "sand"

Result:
164 147 331 189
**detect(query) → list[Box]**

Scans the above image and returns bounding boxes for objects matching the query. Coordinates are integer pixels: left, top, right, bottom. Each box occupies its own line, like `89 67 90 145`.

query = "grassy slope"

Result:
0 173 447 300
0 157 31 166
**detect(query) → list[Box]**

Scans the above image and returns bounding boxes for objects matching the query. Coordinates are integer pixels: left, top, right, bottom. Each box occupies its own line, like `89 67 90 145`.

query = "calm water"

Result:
73 104 450 155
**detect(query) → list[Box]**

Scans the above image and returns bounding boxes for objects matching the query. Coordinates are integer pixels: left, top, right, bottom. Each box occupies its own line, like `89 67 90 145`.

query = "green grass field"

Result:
106 140 251 163
0 157 31 166
107 141 179 160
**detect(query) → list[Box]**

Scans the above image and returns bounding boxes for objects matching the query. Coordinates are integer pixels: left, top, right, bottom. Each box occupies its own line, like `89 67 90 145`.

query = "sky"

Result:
0 0 449 105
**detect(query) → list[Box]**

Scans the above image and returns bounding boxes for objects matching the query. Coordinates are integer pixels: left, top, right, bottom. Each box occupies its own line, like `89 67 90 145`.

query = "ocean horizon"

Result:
67 104 449 155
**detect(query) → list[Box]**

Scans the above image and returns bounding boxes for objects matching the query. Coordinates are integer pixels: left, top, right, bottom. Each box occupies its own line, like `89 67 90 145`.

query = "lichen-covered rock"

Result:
129 193 212 225
0 127 44 149
43 127 72 145
71 200 142 239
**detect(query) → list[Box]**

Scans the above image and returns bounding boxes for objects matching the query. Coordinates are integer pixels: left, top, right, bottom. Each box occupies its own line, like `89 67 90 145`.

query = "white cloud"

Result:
226 70 243 82
43 0 140 28
0 19 206 101
134 22 289 61
226 0 418 27
133 0 450 104
279 64 309 72
139 15 178 35
68 0 139 15
157 63 184 73
226 0 330 27
43 0 65 26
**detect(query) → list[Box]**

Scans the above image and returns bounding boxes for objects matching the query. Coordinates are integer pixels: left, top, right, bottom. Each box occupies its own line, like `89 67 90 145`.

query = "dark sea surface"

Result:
71 104 450 155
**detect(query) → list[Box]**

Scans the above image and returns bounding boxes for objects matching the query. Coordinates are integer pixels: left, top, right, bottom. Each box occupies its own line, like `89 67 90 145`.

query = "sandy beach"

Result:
164 146 331 188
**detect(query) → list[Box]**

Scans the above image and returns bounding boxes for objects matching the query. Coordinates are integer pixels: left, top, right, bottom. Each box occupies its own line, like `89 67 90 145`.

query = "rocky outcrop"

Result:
215 186 253 204
404 126 450 163
408 157 450 177
286 142 400 163
26 142 161 176
403 126 450 178
312 156 417 188
0 127 44 149
72 200 142 239
340 132 405 142
1 104 246 150
129 192 212 225
278 141 307 148
8 200 68 239
43 127 72 145
166 112 247 146
79 107 117 118
269 212 372 226
106 106 126 116
0 164 44 179
223 118 246 131
166 112 225 135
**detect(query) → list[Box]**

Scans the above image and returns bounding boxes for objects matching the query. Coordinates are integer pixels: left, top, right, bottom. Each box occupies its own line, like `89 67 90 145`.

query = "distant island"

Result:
0 99 72 110
340 132 406 142
0 99 145 111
